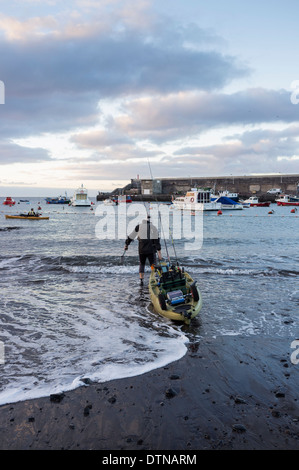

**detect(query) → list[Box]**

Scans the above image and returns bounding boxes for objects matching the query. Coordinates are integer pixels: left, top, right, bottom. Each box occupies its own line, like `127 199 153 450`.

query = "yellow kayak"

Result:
5 215 49 220
149 261 202 325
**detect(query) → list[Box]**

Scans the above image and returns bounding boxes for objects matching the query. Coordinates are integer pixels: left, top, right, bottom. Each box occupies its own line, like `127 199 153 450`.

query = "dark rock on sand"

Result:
0 336 298 450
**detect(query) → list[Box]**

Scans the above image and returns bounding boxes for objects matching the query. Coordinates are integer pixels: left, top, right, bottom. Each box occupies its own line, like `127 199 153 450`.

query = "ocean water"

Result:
0 197 298 405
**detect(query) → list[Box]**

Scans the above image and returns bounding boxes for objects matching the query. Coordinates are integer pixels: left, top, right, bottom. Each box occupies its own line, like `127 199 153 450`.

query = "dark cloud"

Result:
0 140 50 164
0 22 248 139
113 88 299 143
0 26 247 98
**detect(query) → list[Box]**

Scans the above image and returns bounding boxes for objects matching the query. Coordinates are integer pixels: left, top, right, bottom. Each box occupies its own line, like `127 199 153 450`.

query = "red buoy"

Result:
217 210 222 215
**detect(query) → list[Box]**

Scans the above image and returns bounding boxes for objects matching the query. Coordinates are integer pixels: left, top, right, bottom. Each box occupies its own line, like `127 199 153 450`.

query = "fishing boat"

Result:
103 198 117 206
242 196 271 207
115 195 132 203
5 214 49 220
172 188 222 211
213 196 243 210
276 195 299 206
240 201 251 208
149 261 202 325
211 190 239 202
45 193 70 204
3 197 16 206
70 184 91 206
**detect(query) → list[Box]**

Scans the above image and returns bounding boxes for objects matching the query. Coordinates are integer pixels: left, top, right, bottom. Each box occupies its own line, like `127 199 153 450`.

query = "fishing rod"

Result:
169 226 178 266
120 249 126 264
147 158 175 265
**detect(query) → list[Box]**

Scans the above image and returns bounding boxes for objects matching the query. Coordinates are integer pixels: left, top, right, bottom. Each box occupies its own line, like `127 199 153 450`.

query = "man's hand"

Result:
124 245 128 251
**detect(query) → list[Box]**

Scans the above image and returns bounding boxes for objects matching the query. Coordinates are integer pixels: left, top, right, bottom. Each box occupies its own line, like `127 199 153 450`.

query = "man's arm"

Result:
124 224 139 250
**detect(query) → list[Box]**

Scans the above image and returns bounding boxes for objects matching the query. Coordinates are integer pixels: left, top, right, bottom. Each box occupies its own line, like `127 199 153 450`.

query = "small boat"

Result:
45 194 71 204
3 197 16 206
5 214 49 220
211 190 239 202
19 199 30 203
116 195 132 203
276 195 299 206
71 184 91 206
173 188 222 211
242 197 271 207
149 261 202 325
103 198 117 206
213 196 243 210
240 201 251 208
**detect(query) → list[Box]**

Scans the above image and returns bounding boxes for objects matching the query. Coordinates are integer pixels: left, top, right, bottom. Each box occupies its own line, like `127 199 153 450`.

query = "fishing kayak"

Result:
149 261 202 325
5 215 49 220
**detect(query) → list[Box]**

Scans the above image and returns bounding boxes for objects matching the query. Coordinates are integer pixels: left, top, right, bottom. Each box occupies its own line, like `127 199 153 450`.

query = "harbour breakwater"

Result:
97 174 299 202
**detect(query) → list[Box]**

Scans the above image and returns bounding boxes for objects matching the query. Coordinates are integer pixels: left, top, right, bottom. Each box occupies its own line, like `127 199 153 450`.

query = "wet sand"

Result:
0 335 298 450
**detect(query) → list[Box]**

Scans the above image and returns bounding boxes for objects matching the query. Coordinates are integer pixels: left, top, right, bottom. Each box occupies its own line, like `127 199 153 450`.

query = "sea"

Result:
0 197 298 405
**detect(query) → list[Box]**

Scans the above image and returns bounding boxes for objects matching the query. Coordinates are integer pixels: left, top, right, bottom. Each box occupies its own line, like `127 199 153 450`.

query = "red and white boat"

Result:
242 196 271 207
3 197 16 206
276 195 299 206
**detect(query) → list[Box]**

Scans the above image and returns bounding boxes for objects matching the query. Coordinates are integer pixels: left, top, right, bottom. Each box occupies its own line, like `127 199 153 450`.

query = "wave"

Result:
0 226 23 232
0 253 297 278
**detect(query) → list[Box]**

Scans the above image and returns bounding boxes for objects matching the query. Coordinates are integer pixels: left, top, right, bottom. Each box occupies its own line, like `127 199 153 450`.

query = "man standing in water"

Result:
124 216 162 285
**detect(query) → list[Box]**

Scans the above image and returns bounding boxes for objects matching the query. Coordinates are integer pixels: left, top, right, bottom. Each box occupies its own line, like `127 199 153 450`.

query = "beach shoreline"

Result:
0 335 298 451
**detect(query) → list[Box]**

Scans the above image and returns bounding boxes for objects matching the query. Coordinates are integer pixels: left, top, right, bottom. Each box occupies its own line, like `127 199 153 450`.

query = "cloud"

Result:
0 6 249 164
0 140 51 164
1 2 297 181
173 124 299 175
113 88 299 143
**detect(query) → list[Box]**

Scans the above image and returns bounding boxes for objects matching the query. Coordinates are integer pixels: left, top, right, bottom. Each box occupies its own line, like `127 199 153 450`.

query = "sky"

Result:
0 0 299 196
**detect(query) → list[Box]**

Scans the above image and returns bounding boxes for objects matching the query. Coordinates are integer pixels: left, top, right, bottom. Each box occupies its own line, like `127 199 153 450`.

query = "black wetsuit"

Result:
125 220 161 273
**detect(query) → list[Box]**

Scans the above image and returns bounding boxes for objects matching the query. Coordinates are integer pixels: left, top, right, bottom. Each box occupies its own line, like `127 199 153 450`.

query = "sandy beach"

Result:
0 335 298 451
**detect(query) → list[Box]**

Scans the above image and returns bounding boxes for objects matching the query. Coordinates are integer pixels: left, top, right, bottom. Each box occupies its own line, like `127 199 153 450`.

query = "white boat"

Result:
276 194 299 206
240 201 251 208
71 184 91 206
214 196 243 210
211 190 239 202
103 198 117 206
242 197 270 207
173 188 222 211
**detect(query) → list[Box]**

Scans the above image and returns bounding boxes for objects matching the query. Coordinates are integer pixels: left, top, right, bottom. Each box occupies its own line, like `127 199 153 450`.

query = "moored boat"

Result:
173 188 222 211
45 193 70 204
103 198 117 206
242 197 271 207
3 197 16 206
276 195 299 206
213 196 243 210
149 261 202 325
71 184 91 206
211 190 239 202
114 195 132 203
